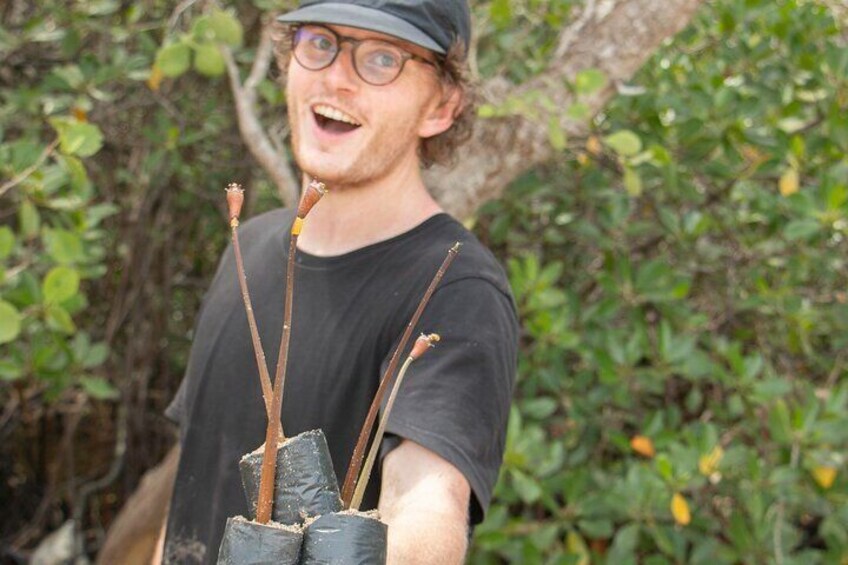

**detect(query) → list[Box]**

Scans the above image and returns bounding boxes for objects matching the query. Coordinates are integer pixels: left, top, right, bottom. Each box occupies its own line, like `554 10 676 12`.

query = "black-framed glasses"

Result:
292 25 438 86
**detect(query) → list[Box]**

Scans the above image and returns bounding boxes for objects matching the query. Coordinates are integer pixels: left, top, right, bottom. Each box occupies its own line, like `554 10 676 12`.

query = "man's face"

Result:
286 24 447 189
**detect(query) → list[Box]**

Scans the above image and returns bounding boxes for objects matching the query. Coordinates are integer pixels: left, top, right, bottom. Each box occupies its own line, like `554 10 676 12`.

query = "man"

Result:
159 1 517 563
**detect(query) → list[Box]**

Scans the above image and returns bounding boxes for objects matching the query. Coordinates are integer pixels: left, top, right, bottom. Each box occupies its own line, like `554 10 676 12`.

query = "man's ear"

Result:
418 86 464 139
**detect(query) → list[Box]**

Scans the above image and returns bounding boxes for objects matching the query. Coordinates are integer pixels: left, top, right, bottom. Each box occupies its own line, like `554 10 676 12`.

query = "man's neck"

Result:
295 164 443 257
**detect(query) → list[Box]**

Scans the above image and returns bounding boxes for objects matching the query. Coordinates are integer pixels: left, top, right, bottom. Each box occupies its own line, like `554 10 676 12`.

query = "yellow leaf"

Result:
630 435 655 458
671 492 691 526
779 168 800 196
147 64 164 92
586 135 602 156
565 531 590 565
698 446 724 476
811 466 837 489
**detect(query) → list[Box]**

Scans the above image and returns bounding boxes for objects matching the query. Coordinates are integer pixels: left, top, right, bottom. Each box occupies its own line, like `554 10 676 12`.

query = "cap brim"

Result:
277 3 445 54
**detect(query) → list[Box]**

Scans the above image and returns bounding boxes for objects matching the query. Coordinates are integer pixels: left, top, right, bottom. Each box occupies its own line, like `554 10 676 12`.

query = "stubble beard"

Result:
289 104 422 191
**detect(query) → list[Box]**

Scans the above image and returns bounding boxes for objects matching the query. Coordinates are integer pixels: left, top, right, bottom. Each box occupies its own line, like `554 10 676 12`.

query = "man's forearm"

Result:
384 507 468 564
378 440 471 565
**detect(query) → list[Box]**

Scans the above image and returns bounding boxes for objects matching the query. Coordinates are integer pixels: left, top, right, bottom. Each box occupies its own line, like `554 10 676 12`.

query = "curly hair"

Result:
272 24 477 169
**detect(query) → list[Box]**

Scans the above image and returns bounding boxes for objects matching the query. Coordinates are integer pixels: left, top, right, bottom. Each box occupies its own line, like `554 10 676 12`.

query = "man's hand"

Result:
378 439 470 565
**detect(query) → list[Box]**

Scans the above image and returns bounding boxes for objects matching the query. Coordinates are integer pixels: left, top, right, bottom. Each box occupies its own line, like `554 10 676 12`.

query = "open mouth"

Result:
313 104 361 135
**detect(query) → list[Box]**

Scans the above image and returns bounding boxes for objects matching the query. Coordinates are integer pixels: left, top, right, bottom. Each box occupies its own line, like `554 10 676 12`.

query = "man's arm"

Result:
96 445 178 565
378 439 471 565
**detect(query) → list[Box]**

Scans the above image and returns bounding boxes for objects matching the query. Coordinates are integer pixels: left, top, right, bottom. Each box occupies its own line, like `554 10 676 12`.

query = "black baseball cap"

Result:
276 0 471 56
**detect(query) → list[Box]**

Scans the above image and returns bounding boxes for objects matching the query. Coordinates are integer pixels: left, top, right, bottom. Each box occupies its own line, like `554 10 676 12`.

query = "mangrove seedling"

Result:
349 333 440 511
255 179 327 524
226 183 276 425
341 242 461 508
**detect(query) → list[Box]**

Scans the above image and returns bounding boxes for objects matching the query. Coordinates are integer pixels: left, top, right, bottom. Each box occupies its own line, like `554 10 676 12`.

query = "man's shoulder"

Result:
409 214 512 300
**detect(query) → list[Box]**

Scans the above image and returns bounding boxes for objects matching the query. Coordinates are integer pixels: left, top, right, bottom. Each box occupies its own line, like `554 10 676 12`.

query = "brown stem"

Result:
341 243 461 508
231 226 274 421
255 179 326 524
350 334 440 510
255 232 297 524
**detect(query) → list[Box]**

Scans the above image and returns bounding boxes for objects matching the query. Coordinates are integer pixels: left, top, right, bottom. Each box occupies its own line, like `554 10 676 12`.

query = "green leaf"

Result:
523 397 558 419
59 154 93 198
575 69 607 96
477 104 498 118
0 226 15 259
490 0 512 28
83 343 109 368
577 519 614 539
0 358 23 381
155 42 191 77
49 117 104 157
783 219 820 241
46 304 76 333
42 266 80 304
623 166 643 196
768 399 793 444
19 200 41 239
208 9 243 47
826 184 848 210
607 524 640 564
566 102 590 120
191 15 214 41
52 64 85 89
86 203 120 228
0 301 23 344
511 469 542 503
548 118 567 151
655 454 674 480
604 130 643 157
194 43 225 77
80 376 119 400
43 229 84 264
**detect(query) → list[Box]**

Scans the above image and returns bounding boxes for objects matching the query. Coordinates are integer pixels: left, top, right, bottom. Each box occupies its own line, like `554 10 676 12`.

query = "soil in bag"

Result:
299 510 387 565
217 516 302 565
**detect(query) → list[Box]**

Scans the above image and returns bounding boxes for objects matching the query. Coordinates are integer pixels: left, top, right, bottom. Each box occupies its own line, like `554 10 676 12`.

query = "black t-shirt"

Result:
163 209 518 564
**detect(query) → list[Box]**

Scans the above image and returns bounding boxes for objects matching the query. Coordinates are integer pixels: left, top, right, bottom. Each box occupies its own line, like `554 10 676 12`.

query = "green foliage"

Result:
152 7 244 79
0 16 115 399
3 0 847 561
471 0 848 562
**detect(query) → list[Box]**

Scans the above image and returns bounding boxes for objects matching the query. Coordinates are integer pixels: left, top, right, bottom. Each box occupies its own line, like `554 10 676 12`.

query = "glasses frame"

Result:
291 24 439 86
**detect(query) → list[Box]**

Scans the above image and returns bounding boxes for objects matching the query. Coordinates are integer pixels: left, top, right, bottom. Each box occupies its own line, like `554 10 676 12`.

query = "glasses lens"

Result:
354 40 406 85
294 26 338 70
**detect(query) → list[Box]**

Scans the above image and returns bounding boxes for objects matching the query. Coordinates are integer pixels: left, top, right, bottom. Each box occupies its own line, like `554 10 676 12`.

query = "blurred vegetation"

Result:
1 0 846 563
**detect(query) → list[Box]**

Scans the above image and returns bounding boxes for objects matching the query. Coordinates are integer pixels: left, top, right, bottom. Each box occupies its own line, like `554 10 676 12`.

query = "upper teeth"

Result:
314 104 361 126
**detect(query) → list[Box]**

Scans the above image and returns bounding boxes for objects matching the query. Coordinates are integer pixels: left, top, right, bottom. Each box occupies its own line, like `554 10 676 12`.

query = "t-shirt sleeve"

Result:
380 276 518 525
165 377 188 426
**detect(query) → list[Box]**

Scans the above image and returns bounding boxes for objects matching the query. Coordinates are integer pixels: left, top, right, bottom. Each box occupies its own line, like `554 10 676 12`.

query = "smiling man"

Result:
159 1 518 563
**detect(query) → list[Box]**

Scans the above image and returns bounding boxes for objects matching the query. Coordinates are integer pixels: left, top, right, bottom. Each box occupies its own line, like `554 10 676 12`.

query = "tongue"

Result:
321 116 359 134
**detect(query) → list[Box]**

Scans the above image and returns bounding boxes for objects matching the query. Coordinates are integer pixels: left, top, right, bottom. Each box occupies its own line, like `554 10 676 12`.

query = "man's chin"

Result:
297 161 354 187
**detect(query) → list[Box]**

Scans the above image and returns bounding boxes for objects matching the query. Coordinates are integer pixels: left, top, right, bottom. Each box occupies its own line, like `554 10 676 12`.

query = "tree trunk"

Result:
427 0 708 219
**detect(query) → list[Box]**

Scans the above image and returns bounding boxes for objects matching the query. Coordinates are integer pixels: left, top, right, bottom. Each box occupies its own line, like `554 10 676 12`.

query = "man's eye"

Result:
311 36 335 51
368 51 401 69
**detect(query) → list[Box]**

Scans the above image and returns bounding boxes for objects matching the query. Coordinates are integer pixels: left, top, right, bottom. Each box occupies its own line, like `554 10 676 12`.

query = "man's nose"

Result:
322 46 360 91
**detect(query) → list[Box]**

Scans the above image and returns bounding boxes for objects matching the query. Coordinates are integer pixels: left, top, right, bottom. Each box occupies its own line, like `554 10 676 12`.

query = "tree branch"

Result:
222 21 299 206
427 0 708 219
0 139 58 198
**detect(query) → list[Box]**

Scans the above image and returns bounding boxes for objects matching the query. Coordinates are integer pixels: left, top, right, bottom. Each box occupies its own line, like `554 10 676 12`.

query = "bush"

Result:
471 0 848 562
